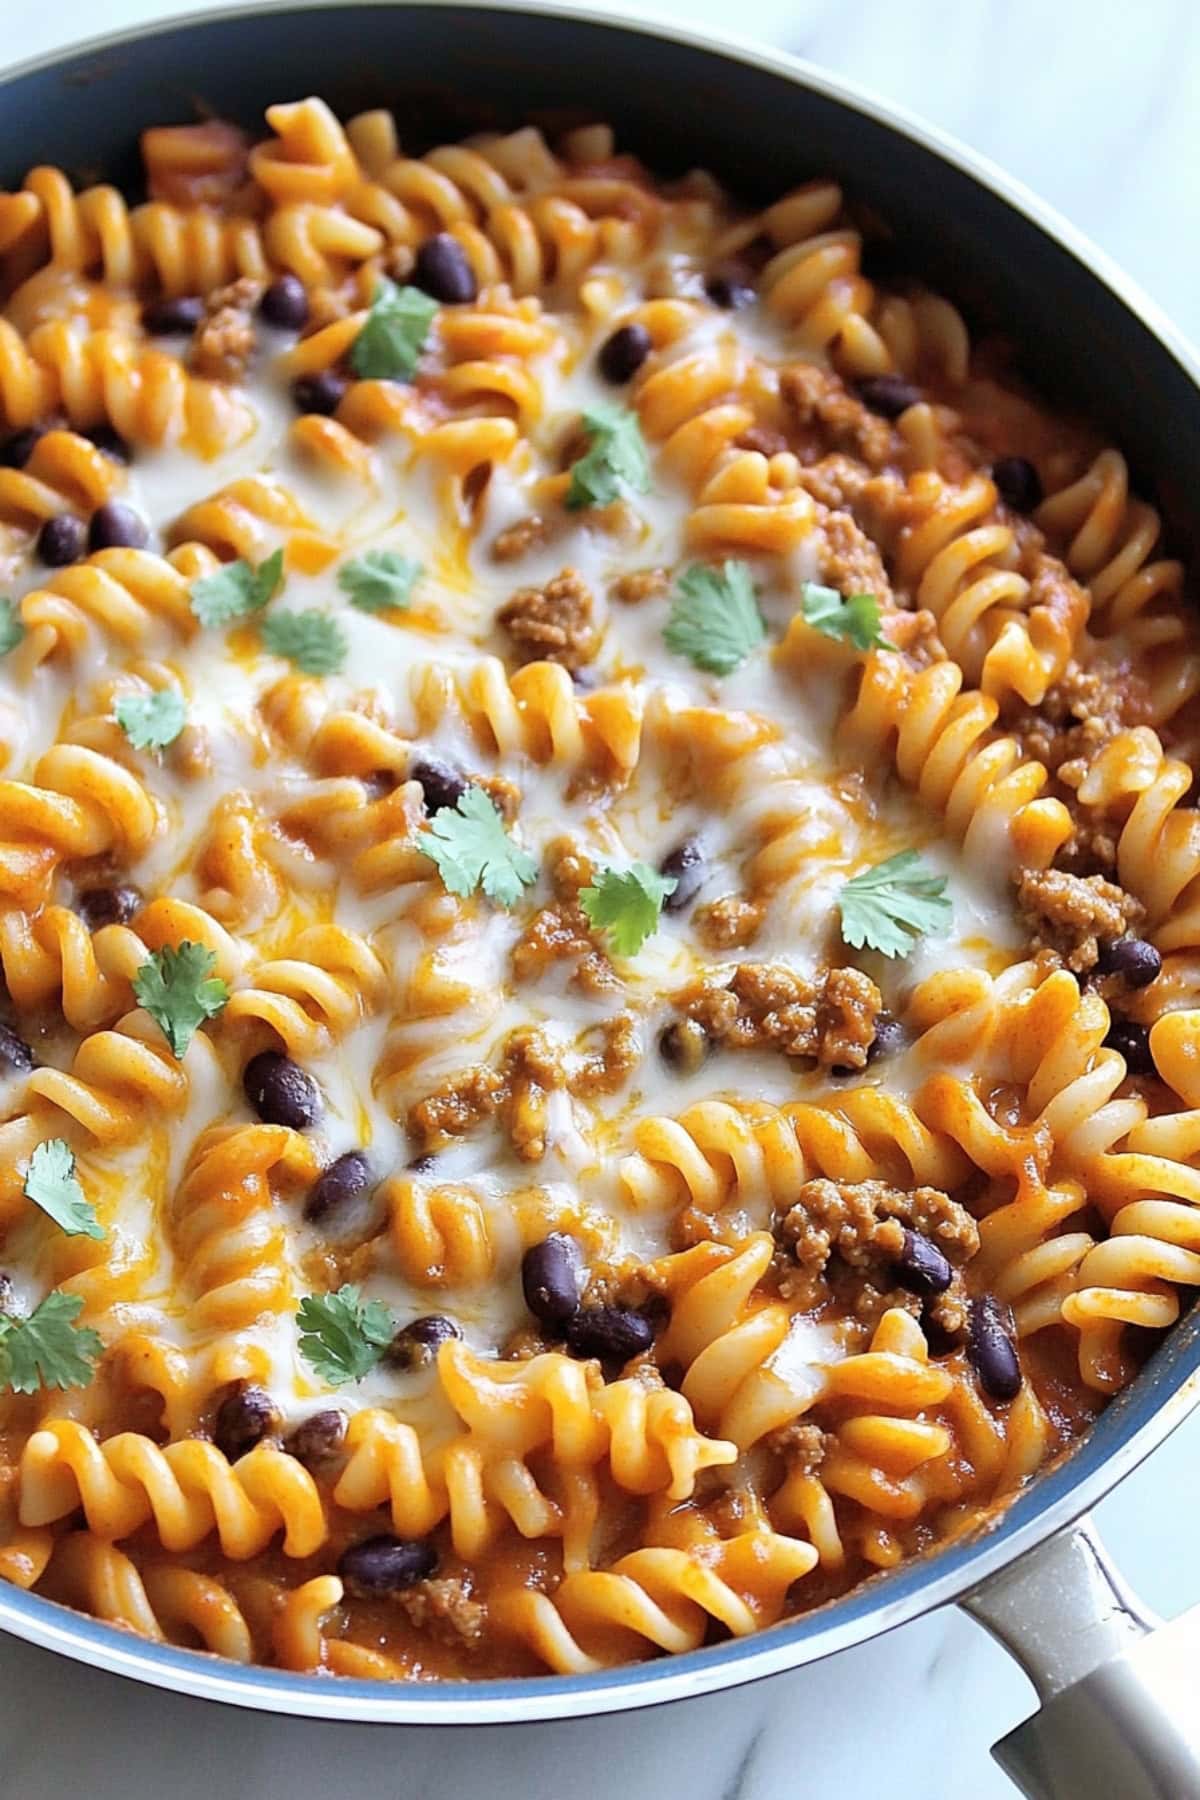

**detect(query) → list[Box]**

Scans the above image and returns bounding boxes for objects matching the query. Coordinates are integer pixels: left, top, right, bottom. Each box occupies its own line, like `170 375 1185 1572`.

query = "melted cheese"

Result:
0 248 1022 1426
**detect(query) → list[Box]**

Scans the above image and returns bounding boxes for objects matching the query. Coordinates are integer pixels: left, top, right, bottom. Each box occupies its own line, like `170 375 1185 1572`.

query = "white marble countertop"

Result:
1 2 1199 1795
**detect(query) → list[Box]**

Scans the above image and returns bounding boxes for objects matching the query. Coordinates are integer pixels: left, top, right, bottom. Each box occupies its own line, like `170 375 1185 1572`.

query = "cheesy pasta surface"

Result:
0 98 1195 1681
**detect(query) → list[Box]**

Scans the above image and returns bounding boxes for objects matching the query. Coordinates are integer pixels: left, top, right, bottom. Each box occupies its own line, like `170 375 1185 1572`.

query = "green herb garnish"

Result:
0 599 25 656
297 1284 395 1385
664 560 766 675
565 404 652 510
800 582 892 652
838 850 952 959
23 1139 103 1240
422 786 538 909
190 549 284 627
338 549 423 614
579 863 677 956
132 941 230 1057
260 610 348 676
350 280 438 382
0 1291 103 1394
114 688 187 750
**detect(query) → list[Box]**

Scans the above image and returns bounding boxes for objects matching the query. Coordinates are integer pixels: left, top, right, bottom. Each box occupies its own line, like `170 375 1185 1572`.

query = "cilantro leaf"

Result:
260 609 347 676
132 941 230 1057
337 549 422 613
350 280 438 381
838 850 952 959
23 1139 103 1240
800 582 892 652
190 549 284 627
114 688 187 751
566 404 652 510
0 1291 103 1394
422 786 537 908
579 862 677 957
0 598 24 656
297 1284 395 1385
664 560 766 675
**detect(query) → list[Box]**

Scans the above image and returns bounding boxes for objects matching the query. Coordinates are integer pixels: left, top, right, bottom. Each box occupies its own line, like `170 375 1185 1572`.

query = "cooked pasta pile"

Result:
0 98 1196 1681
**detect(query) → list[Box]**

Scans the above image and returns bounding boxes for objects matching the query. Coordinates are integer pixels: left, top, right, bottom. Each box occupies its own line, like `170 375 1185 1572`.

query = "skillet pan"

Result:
0 7 1198 1793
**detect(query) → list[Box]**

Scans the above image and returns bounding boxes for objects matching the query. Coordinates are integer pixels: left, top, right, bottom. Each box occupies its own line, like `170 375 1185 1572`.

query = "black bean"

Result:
566 1305 656 1363
213 1383 280 1461
855 374 922 419
408 1152 438 1174
87 425 132 465
1104 1018 1156 1076
705 271 756 310
1098 937 1162 989
0 1024 33 1073
658 1018 709 1075
243 1050 321 1129
259 274 310 330
386 1313 462 1370
291 371 347 416
867 1013 908 1063
305 1150 373 1223
598 323 652 385
892 1228 953 1297
659 835 708 913
142 294 205 335
521 1233 583 1330
0 424 47 469
285 1407 347 1470
75 883 142 930
409 756 469 816
968 1296 1022 1402
992 455 1044 515
338 1533 437 1596
37 514 87 567
413 233 478 305
88 501 148 551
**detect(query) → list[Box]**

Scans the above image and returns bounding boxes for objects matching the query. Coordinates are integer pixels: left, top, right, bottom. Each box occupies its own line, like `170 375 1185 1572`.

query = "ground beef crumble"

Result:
491 515 550 563
676 963 883 1071
407 1014 639 1157
497 567 599 670
407 1064 506 1149
395 1577 487 1650
610 567 671 605
779 364 897 471
1007 661 1151 879
582 1260 659 1312
811 501 894 604
776 1177 979 1331
693 894 764 950
511 898 617 995
190 276 260 382
1008 665 1131 779
511 838 617 995
764 1418 828 1475
1016 868 1144 973
736 424 790 459
1021 553 1092 677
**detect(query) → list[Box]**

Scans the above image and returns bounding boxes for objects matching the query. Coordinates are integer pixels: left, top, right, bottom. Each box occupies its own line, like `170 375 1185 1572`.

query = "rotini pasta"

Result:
0 96 1193 1686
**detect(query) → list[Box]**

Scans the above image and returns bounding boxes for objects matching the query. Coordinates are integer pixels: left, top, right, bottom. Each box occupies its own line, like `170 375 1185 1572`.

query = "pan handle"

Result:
960 1515 1200 1798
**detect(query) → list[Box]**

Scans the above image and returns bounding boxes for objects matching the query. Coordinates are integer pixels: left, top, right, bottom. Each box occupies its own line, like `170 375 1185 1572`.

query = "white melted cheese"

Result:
0 258 1023 1428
